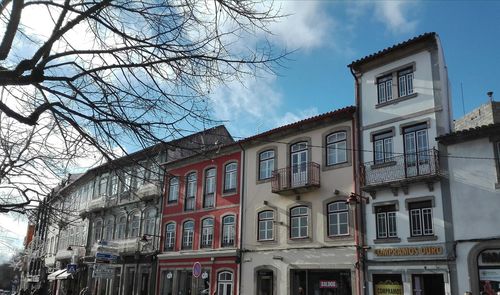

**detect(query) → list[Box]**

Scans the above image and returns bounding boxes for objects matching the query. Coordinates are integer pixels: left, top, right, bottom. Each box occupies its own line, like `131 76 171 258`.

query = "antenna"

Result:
487 91 494 102
460 82 465 116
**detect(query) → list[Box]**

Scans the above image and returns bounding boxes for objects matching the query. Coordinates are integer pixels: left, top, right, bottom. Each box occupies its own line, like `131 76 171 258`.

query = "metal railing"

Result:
271 162 320 193
361 148 439 186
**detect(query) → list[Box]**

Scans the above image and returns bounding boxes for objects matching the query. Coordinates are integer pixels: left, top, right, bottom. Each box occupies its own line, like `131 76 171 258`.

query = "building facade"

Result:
437 101 500 295
239 107 359 295
349 33 455 295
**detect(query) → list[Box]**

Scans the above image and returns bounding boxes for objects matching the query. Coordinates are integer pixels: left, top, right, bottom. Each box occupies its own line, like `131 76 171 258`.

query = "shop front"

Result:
290 269 352 295
367 244 450 295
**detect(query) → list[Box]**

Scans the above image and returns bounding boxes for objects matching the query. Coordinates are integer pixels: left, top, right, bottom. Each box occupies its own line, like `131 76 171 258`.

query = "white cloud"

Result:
373 1 418 34
274 107 319 127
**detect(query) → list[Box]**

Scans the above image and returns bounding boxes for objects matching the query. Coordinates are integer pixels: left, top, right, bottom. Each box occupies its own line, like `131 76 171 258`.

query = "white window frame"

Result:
164 223 176 251
290 206 309 239
259 150 275 180
398 67 414 97
326 132 347 166
217 271 234 295
167 177 179 204
185 172 197 211
201 218 214 248
221 215 235 247
224 162 237 192
258 211 274 241
377 74 393 103
327 202 349 237
204 168 216 208
182 221 194 249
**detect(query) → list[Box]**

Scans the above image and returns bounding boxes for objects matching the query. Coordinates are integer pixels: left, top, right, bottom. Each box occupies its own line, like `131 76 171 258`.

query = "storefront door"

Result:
177 270 193 295
257 270 274 295
411 274 444 295
290 269 351 295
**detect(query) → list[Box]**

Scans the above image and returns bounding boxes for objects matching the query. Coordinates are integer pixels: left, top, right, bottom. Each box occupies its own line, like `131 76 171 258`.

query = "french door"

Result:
291 142 308 187
404 125 429 177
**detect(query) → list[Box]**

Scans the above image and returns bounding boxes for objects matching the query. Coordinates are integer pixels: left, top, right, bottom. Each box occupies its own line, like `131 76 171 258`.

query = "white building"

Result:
437 100 500 294
349 33 455 295
240 107 360 295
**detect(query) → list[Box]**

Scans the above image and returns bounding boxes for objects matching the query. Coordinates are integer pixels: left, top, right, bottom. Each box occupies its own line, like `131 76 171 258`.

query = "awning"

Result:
47 269 72 281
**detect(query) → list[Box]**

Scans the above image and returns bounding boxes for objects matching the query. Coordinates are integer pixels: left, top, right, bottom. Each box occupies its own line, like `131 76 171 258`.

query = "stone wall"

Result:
454 101 500 131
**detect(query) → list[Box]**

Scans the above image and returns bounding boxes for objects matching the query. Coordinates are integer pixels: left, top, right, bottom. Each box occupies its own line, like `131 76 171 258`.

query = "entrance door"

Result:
404 125 429 177
257 270 273 295
412 274 445 295
291 142 308 187
178 270 193 295
217 271 233 295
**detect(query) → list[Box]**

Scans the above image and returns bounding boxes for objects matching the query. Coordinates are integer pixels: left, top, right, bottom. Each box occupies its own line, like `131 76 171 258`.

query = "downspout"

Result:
154 152 167 295
350 66 366 295
237 142 245 295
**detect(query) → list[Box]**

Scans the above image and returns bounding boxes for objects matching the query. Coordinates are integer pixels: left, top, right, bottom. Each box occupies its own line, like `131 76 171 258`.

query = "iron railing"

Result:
361 148 440 186
271 162 320 194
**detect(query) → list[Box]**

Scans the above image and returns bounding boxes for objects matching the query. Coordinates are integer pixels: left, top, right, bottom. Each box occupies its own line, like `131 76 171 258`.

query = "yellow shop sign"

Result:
374 246 443 257
375 281 403 295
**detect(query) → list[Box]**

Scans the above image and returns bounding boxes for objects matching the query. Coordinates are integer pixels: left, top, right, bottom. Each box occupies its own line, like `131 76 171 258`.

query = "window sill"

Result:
373 237 401 244
256 178 272 185
222 189 237 197
325 234 353 242
376 93 418 109
407 235 438 242
370 161 397 170
166 201 178 206
288 237 311 244
323 161 351 171
257 239 277 245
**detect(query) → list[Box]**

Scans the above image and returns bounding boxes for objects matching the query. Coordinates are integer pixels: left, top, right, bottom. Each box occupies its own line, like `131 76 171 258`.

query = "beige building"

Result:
239 106 359 295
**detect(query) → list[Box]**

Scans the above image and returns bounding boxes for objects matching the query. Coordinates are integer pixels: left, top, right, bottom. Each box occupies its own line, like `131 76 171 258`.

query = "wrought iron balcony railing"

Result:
361 148 440 188
271 162 320 195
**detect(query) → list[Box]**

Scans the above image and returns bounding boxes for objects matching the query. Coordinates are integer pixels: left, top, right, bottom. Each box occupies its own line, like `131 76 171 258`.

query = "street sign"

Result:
93 264 114 279
95 252 118 263
67 264 77 273
192 262 202 278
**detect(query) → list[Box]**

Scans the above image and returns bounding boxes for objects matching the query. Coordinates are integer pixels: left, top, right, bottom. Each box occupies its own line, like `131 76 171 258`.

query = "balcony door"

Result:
291 142 308 187
404 124 429 177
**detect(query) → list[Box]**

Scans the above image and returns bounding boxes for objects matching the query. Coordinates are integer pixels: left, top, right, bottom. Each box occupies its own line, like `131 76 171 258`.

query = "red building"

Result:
156 144 241 295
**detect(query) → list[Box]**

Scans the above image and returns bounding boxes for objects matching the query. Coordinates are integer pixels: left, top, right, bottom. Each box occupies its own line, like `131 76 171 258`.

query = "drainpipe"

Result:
350 66 366 295
237 142 245 295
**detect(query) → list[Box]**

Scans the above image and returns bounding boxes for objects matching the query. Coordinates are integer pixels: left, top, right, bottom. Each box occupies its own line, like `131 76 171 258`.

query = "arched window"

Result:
103 217 114 241
326 132 347 166
224 163 237 193
327 202 349 236
129 211 141 237
115 215 127 239
222 215 235 247
164 223 176 251
167 177 179 203
217 271 233 295
143 208 156 236
258 211 274 241
182 221 194 249
201 218 214 248
259 150 275 180
93 219 102 243
203 168 216 208
290 206 309 239
185 172 197 211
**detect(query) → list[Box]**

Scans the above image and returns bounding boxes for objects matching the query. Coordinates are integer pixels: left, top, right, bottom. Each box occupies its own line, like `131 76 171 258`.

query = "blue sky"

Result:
211 1 500 139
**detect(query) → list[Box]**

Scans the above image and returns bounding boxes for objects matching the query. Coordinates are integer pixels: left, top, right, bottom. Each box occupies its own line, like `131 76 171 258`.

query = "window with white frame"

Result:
103 217 114 241
224 162 237 193
204 168 216 208
201 218 214 248
326 132 347 166
185 172 197 211
258 211 274 241
98 174 109 197
116 215 126 239
167 177 179 204
290 206 309 239
398 67 414 97
110 174 119 196
327 202 349 236
164 223 176 251
373 131 394 164
129 211 141 237
182 221 194 249
259 150 275 180
375 205 397 239
409 201 433 236
143 208 156 236
93 219 102 243
377 74 393 103
222 215 235 247
217 271 233 295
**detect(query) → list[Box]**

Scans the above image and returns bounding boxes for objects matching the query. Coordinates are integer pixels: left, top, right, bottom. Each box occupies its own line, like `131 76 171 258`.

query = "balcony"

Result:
137 182 161 201
87 195 118 212
361 148 441 195
271 162 320 195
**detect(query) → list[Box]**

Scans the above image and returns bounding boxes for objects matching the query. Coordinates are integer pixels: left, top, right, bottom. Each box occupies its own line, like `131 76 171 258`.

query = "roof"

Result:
348 32 436 68
436 122 500 144
240 106 355 146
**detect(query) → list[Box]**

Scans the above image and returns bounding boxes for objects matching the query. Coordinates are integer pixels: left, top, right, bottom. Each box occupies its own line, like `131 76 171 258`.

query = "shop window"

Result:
222 215 235 247
373 273 403 295
258 211 274 241
290 206 309 239
224 162 237 193
408 201 433 237
259 150 275 180
167 177 179 204
164 222 176 251
291 269 352 295
201 218 214 248
217 271 233 295
204 168 216 208
375 205 397 239
327 202 349 236
160 270 174 295
479 249 500 293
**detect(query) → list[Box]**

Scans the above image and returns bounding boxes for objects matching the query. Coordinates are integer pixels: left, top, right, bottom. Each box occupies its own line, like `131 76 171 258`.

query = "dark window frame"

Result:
203 168 216 208
184 172 197 211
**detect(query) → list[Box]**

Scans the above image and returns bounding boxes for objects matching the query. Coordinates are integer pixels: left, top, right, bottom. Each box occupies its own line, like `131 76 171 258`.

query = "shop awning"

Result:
47 269 72 281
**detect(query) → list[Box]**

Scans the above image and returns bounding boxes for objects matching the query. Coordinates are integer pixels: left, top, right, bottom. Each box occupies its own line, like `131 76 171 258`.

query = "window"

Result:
217 271 233 295
290 206 309 239
116 215 126 239
98 174 109 196
143 208 156 236
201 218 214 248
103 217 114 241
290 142 308 187
93 220 102 243
185 173 197 211
377 74 393 103
258 211 274 241
259 150 275 180
375 205 397 239
164 223 176 251
110 174 119 196
222 215 235 247
409 201 433 236
373 132 394 164
182 221 194 249
167 177 179 204
404 124 429 177
121 170 132 193
224 162 237 193
204 168 216 208
398 67 414 97
327 202 349 236
129 211 141 237
326 132 347 166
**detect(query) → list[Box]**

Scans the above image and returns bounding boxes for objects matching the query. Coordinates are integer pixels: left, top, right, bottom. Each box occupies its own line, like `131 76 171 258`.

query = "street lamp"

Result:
345 192 370 204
